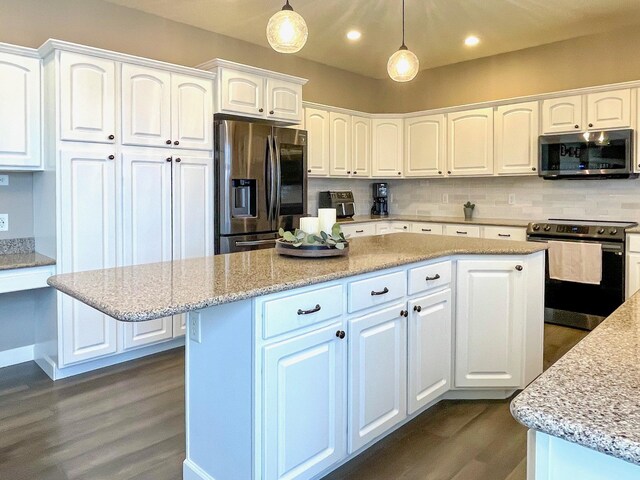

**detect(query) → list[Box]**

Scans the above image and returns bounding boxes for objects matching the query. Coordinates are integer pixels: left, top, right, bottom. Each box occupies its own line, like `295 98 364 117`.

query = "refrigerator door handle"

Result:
266 135 276 222
273 136 282 223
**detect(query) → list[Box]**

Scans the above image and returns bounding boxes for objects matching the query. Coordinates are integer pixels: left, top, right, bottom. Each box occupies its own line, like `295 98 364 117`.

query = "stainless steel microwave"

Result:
539 129 636 179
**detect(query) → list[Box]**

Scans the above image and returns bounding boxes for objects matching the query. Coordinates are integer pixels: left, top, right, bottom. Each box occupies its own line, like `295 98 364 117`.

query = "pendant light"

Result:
266 0 308 54
387 0 419 82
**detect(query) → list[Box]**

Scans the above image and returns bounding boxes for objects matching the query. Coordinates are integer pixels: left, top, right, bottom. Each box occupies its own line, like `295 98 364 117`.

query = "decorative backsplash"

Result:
309 176 640 222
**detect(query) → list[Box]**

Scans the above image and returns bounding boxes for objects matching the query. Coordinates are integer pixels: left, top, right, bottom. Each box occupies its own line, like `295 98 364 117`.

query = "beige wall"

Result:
0 0 380 112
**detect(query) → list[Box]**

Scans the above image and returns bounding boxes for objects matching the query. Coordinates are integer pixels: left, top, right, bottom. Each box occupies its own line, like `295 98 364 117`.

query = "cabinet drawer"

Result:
411 223 443 235
483 226 527 242
628 234 640 253
341 223 376 238
348 271 406 313
0 265 55 294
408 261 451 295
443 224 481 238
263 285 343 339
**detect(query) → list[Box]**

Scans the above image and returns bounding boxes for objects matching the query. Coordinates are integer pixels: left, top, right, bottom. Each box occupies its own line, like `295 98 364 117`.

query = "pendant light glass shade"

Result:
387 0 419 82
266 1 308 54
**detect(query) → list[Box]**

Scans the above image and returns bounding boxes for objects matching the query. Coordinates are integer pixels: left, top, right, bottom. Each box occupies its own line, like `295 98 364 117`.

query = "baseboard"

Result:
183 459 216 480
0 344 34 368
444 388 517 400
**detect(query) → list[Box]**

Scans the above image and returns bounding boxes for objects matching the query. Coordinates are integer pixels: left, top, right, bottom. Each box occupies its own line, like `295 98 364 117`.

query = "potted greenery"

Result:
463 201 475 220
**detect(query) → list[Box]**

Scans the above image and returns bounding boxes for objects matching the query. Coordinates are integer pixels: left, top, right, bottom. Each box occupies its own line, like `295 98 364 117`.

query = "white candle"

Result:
299 217 320 235
318 208 337 235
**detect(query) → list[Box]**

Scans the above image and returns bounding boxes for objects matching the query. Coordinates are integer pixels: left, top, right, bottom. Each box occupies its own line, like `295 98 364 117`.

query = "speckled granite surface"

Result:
0 252 56 271
339 214 532 228
47 233 545 322
511 292 640 466
0 237 35 255
625 226 640 234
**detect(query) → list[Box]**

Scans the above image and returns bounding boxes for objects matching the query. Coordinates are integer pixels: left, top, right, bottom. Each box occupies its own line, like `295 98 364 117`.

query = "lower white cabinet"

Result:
348 302 407 453
483 225 527 242
407 289 452 414
455 259 525 388
341 223 376 238
625 236 640 298
411 222 444 235
262 321 347 480
443 224 481 238
376 222 409 235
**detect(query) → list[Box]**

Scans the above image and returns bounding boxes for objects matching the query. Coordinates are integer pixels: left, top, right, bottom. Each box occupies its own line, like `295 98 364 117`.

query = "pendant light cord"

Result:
400 0 407 49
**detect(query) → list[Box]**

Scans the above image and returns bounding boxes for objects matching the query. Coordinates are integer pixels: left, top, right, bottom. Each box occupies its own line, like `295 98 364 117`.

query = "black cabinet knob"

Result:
335 330 346 339
347 171 351 174
413 305 422 312
307 169 312 173
447 171 452 174
403 226 407 229
515 265 523 271
398 172 401 175
588 123 593 128
438 171 442 174
107 154 115 160
175 158 182 163
166 157 172 162
269 110 275 115
532 167 537 171
108 134 115 140
354 171 357 174
174 140 180 145
259 108 264 113
574 125 579 129
166 139 172 145
400 310 408 317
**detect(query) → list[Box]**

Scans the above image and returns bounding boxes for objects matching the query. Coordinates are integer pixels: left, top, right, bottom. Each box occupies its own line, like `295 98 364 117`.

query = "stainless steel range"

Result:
527 219 637 330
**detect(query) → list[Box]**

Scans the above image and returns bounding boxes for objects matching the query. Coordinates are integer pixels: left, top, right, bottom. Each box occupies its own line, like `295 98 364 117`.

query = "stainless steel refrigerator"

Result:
215 115 308 254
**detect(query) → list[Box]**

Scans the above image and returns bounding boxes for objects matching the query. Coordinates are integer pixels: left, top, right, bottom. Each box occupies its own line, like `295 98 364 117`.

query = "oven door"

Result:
528 237 624 330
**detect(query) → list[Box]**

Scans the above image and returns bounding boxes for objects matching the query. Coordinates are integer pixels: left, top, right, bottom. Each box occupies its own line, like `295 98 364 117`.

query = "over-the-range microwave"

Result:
539 129 636 179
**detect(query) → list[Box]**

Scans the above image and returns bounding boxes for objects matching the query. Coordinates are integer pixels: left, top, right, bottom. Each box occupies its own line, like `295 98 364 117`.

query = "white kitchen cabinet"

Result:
495 102 539 175
305 107 331 176
351 115 371 177
483 225 527 242
59 148 118 365
541 95 583 134
404 114 446 177
121 151 174 349
341 223 376 238
447 108 494 176
59 52 116 144
372 118 404 178
348 303 407 453
218 68 264 117
0 50 41 169
171 74 214 151
443 224 481 238
411 222 444 235
263 321 347 480
626 252 640 299
266 78 303 123
407 289 451 414
376 222 409 235
329 112 352 176
455 259 525 388
586 88 631 130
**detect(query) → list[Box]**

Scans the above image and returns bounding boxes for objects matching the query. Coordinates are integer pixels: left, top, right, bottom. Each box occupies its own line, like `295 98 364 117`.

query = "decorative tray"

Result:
275 239 349 258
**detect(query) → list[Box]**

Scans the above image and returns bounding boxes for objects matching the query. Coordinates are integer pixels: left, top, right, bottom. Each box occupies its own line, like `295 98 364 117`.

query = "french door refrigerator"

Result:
214 116 308 254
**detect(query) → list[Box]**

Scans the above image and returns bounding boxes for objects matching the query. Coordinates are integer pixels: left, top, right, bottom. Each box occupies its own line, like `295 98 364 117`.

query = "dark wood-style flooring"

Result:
0 324 587 480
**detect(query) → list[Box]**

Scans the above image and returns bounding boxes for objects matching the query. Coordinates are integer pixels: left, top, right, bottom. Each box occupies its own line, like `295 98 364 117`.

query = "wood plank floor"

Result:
0 324 587 480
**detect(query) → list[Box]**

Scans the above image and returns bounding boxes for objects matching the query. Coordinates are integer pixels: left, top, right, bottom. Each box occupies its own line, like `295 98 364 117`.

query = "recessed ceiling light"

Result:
465 35 480 47
347 30 362 41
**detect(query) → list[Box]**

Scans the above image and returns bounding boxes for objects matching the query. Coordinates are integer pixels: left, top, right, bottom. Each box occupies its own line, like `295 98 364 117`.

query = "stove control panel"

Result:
527 221 635 242
556 225 589 234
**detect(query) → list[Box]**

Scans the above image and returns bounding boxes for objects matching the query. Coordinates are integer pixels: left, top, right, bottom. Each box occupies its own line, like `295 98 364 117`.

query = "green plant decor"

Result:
278 223 349 250
464 201 475 209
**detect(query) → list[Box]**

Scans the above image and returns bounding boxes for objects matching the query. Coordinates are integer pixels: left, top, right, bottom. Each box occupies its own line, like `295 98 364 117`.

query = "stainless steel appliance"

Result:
215 115 308 254
527 219 637 330
371 182 389 216
539 129 636 179
318 191 355 218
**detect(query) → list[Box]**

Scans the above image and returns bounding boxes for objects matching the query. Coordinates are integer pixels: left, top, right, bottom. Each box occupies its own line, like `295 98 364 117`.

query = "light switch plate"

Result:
0 214 8 232
0 175 8 186
442 193 449 204
189 312 202 343
508 194 515 205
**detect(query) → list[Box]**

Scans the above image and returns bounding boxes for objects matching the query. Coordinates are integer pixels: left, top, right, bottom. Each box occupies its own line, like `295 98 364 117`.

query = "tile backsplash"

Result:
309 176 640 222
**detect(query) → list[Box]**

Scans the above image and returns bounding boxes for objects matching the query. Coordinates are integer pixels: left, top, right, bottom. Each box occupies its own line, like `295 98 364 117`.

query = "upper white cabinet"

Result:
447 108 494 176
218 68 263 117
266 78 303 123
329 111 352 176
0 49 41 170
542 89 631 134
494 101 539 175
121 65 213 150
351 115 371 177
404 114 446 177
59 51 116 144
305 107 330 176
372 118 403 178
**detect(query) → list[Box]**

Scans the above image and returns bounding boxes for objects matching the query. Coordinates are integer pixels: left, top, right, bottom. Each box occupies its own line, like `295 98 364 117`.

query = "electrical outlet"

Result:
0 175 8 186
508 194 515 205
189 312 201 343
442 193 449 204
0 214 7 232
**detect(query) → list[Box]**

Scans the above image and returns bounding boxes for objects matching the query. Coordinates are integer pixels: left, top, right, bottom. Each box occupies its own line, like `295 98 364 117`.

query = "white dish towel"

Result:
548 240 602 285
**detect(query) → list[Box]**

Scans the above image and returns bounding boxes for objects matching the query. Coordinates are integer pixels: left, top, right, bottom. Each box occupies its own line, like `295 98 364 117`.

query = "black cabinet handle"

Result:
574 125 579 129
447 170 452 174
425 274 441 281
269 110 275 115
456 231 468 235
347 171 351 174
498 234 511 238
174 140 180 145
108 134 115 140
166 139 172 145
356 229 364 233
532 167 537 171
403 226 408 230
259 108 264 113
422 228 431 232
413 305 422 312
107 154 115 160
438 171 442 174
307 169 312 173
175 157 182 163
371 287 389 296
515 265 524 271
354 171 358 174
298 304 321 315
588 123 593 128
397 172 401 175
166 157 172 162
400 310 408 317
336 330 346 339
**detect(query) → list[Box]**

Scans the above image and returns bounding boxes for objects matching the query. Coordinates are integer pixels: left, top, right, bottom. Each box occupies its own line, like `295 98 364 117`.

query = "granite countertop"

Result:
625 225 640 234
338 214 532 228
0 237 56 271
511 291 640 466
47 233 546 323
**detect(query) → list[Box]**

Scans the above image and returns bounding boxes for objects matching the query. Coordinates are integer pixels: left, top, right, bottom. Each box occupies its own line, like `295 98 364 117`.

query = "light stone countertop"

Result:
47 233 545 322
511 291 640 466
0 252 56 271
339 214 532 228
625 225 640 234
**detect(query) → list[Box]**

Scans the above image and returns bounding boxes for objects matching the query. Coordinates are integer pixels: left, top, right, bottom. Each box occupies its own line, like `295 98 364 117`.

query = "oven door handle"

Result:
527 237 623 253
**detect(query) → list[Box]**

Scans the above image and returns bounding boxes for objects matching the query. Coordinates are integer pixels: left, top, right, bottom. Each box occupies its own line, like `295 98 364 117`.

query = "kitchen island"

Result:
48 233 546 480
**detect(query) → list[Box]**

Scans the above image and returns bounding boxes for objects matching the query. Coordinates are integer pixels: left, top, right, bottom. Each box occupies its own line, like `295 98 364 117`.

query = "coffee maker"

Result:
371 182 389 216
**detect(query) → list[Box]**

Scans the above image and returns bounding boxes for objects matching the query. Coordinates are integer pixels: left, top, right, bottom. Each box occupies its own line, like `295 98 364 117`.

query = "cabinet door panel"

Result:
171 74 213 150
587 89 631 129
0 53 41 168
329 112 351 176
60 52 116 143
541 96 583 134
495 102 539 175
266 79 302 123
455 259 525 388
219 68 263 117
349 303 407 453
263 323 346 480
404 114 445 177
372 119 403 177
60 149 118 365
408 289 451 414
447 108 494 176
351 115 371 177
625 252 640 299
121 64 172 147
305 108 330 176
121 151 173 349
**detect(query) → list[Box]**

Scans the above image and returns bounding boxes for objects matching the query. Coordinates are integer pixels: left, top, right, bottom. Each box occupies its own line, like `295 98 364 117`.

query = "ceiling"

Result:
103 0 640 79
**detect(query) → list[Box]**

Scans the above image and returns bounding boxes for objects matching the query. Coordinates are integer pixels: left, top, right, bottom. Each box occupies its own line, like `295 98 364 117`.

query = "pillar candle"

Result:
318 208 337 234
299 217 320 235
